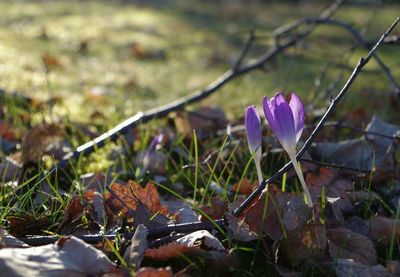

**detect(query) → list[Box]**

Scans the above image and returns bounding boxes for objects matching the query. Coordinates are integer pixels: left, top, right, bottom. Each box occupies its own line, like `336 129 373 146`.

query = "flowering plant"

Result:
245 106 263 184
263 93 312 207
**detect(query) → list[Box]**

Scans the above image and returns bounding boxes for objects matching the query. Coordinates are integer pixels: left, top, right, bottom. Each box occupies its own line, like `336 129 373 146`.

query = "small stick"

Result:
233 29 256 72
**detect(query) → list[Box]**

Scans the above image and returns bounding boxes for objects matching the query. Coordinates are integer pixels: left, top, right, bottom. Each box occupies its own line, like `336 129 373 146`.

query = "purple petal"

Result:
274 100 297 151
289 93 305 142
274 93 286 105
147 134 163 156
245 106 262 154
263 96 283 139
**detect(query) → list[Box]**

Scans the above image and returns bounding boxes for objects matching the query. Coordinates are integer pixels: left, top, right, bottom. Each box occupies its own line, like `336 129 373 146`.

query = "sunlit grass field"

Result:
1 0 399 126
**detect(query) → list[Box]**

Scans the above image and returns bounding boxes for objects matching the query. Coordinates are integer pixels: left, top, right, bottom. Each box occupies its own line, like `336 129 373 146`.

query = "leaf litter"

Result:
1 84 400 275
0 3 399 275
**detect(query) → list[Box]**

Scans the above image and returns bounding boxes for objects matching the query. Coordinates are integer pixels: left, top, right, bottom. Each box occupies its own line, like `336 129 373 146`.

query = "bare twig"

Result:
232 16 400 217
299 158 371 173
18 220 221 246
274 0 344 40
233 29 256 72
365 34 400 47
51 0 344 180
306 18 400 95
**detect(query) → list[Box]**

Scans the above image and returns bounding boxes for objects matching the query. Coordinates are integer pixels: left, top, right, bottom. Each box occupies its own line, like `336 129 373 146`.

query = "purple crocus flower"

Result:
146 134 164 157
263 93 312 207
142 134 164 170
263 93 304 154
245 106 263 184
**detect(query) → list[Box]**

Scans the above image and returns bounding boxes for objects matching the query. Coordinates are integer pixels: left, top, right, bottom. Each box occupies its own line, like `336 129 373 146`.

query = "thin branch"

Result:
306 18 400 95
274 0 344 39
365 34 400 47
232 16 400 217
299 158 371 173
51 0 344 180
18 220 221 246
233 29 256 72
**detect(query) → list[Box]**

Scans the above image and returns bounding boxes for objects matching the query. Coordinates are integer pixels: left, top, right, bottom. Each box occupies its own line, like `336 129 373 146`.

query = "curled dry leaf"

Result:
176 230 225 251
327 227 377 266
0 236 118 276
145 230 226 261
124 224 148 270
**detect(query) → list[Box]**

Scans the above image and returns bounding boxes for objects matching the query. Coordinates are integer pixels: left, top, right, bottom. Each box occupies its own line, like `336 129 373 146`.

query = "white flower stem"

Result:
288 152 313 207
255 160 263 186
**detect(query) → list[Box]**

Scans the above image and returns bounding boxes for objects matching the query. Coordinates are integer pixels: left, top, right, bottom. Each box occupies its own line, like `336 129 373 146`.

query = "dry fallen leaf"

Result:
136 267 173 277
8 215 50 237
171 107 228 140
42 53 63 68
144 230 226 261
131 43 166 60
0 157 20 183
0 121 17 140
200 197 228 221
334 258 389 277
225 213 258 242
124 224 148 269
144 244 192 261
0 236 118 276
105 180 168 228
370 216 400 246
161 197 198 224
242 185 311 240
176 230 225 251
309 116 400 184
0 230 29 249
230 178 257 195
306 167 353 198
280 224 327 265
327 227 377 266
21 123 65 162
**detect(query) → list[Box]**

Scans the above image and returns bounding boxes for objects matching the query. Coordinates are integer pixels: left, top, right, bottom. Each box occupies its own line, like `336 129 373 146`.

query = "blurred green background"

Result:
0 0 399 125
